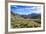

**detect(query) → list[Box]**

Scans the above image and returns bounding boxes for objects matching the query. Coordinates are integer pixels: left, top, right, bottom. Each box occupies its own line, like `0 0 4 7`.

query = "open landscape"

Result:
11 5 41 28
11 11 41 28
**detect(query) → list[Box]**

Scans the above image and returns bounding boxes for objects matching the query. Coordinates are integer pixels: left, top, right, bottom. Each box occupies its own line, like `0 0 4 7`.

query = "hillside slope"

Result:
11 12 41 28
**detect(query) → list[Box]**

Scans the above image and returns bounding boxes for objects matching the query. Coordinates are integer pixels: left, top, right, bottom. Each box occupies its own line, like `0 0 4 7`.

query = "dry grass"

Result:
11 15 41 28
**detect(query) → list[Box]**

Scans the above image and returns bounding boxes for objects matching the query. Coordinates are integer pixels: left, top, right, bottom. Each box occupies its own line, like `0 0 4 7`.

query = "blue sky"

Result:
11 5 41 15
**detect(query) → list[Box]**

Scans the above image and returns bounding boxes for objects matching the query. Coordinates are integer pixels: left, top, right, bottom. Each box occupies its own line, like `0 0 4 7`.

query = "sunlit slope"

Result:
11 12 41 28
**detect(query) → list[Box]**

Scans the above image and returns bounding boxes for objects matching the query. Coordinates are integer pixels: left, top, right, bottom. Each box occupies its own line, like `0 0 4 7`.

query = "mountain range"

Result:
11 11 41 19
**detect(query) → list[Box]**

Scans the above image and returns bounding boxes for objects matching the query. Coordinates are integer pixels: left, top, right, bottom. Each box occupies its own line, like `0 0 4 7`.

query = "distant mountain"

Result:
31 13 39 17
11 11 24 19
20 13 41 19
11 11 41 19
31 13 41 19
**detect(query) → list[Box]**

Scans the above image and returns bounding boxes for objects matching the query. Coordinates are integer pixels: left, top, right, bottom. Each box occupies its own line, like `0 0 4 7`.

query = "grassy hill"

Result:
11 12 41 28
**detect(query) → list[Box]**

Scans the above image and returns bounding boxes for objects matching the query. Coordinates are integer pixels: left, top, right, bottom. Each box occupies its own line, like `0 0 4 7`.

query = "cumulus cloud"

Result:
11 5 41 15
